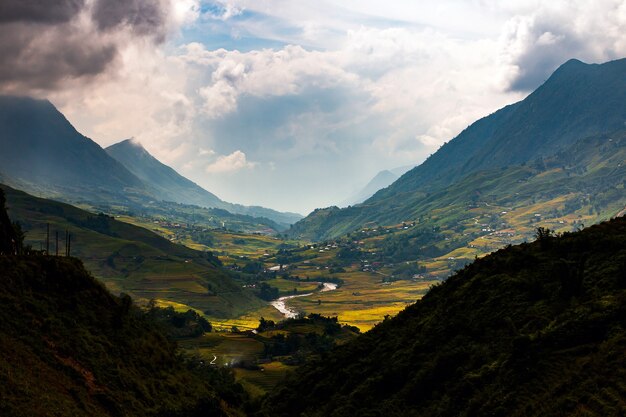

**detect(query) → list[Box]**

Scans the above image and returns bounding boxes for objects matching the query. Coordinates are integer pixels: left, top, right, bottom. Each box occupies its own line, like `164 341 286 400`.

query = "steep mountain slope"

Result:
0 256 246 417
0 96 148 204
291 129 626 244
264 216 626 417
2 184 264 317
290 58 626 240
106 139 302 227
106 138 224 209
378 58 626 199
0 190 246 416
0 96 300 229
341 170 398 207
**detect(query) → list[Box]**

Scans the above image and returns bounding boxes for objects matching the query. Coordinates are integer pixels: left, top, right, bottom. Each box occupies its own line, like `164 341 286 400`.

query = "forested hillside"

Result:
0 190 247 416
264 216 626 416
2 184 264 317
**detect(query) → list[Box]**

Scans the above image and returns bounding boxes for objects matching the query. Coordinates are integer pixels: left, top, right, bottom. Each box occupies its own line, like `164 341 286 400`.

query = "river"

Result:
270 282 338 318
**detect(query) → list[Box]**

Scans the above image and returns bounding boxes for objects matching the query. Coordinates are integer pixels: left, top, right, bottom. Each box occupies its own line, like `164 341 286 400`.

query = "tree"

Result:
0 190 20 255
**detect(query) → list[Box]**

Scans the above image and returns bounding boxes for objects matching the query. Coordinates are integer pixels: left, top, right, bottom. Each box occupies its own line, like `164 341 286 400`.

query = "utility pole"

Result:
46 223 50 255
67 233 71 257
55 231 59 256
65 230 68 257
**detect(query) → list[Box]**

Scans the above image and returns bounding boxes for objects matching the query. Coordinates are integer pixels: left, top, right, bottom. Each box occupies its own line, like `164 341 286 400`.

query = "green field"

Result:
3 185 264 318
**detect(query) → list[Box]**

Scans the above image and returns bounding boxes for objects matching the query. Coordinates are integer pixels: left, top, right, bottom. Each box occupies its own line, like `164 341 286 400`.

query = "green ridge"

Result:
0 189 247 417
263 216 626 416
1 184 264 317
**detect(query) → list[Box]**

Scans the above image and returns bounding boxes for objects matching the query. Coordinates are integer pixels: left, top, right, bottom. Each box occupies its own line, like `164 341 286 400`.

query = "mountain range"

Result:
106 139 302 226
290 58 626 241
339 165 413 207
0 96 301 229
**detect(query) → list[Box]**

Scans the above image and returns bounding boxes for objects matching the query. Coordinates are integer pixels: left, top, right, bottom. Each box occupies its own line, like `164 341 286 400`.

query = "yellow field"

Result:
287 274 434 331
208 305 284 331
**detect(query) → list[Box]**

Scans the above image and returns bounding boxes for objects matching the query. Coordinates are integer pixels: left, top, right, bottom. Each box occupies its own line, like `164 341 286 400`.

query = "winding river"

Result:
270 282 338 318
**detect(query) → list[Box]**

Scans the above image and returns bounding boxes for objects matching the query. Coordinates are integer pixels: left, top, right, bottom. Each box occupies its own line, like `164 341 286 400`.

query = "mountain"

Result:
0 256 246 417
2 184 264 317
0 96 148 204
0 96 300 230
341 166 414 207
0 189 246 416
105 139 303 227
377 58 626 199
290 58 626 240
263 217 626 416
106 139 302 228
341 170 398 207
389 165 414 177
106 138 223 208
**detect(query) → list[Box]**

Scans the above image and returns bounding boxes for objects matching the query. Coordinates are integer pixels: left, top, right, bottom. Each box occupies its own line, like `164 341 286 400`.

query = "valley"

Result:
1 53 626 416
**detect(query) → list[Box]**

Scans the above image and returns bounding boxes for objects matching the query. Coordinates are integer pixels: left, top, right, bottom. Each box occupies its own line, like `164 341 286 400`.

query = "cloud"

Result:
0 0 85 24
13 0 626 213
92 0 167 39
501 0 626 91
0 0 198 93
203 2 243 21
0 23 117 91
205 150 256 173
183 43 358 119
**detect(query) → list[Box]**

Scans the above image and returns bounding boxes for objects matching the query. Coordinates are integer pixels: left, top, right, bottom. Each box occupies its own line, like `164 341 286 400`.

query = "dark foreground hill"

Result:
263 217 626 416
0 257 247 417
0 192 246 416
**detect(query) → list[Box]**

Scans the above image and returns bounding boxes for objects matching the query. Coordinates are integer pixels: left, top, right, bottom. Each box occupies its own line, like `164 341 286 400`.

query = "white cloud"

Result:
498 0 626 91
199 147 215 156
183 43 358 118
19 0 626 213
205 150 256 173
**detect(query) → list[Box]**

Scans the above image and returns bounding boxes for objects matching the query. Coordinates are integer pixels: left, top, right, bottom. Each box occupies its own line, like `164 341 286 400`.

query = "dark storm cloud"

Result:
507 19 595 92
0 0 170 93
0 0 85 24
92 0 166 39
0 24 116 90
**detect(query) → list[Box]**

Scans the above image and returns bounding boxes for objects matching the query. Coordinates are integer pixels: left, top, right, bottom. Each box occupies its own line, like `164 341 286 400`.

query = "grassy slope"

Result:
263 216 626 417
290 58 626 242
0 255 246 417
2 185 264 317
289 130 626 242
375 58 626 200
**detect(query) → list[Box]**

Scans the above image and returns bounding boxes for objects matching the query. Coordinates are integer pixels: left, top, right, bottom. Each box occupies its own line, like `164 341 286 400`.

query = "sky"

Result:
2 1 626 215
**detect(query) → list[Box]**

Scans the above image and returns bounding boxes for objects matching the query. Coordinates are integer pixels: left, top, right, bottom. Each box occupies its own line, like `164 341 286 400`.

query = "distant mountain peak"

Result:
111 137 148 153
561 58 586 67
289 56 626 240
106 139 303 227
125 137 142 146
